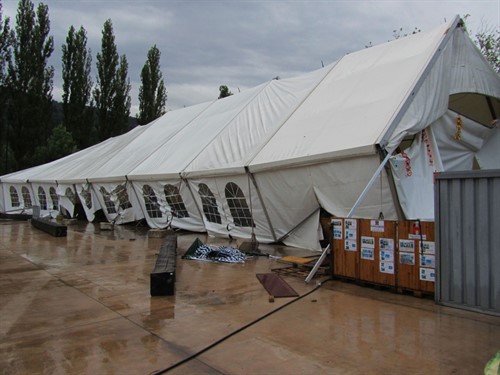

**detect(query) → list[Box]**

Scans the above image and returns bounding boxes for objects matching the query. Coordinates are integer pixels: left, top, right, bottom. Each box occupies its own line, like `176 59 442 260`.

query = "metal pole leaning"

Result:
305 244 330 284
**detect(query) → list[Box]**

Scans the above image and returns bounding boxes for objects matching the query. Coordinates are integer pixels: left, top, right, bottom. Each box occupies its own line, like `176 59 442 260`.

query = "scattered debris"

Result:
256 273 299 298
100 222 114 231
150 235 177 296
182 238 247 263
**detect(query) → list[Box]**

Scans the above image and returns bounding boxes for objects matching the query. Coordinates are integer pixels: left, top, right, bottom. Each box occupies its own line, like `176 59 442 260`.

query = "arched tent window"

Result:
66 187 76 204
113 184 132 210
21 187 32 208
99 187 116 214
225 182 254 227
80 186 92 209
9 186 20 207
49 187 58 210
198 183 221 224
142 184 162 218
164 184 189 218
38 187 47 210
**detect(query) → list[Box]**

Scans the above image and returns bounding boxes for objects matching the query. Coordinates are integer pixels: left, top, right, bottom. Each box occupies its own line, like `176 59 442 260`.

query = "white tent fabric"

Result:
0 183 3 213
477 128 500 169
390 126 443 220
432 110 497 171
1 16 499 250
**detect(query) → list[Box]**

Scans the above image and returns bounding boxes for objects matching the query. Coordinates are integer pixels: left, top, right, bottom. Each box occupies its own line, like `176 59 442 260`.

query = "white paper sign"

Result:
379 238 394 251
380 250 394 262
380 261 394 274
399 239 415 253
345 240 357 251
370 219 385 232
399 253 415 265
420 267 435 282
345 219 357 230
332 219 343 240
420 254 435 268
345 229 356 240
361 236 375 249
361 248 374 260
421 241 435 255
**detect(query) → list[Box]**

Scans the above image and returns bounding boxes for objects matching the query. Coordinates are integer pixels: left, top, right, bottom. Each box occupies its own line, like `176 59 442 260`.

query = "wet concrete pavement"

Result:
1 219 498 374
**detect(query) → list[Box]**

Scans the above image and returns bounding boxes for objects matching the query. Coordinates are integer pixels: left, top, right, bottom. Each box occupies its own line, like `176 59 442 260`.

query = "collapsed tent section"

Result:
1 16 499 250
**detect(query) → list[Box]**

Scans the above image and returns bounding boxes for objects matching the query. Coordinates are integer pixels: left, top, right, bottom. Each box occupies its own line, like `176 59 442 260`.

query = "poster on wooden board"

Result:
332 218 359 279
358 219 396 286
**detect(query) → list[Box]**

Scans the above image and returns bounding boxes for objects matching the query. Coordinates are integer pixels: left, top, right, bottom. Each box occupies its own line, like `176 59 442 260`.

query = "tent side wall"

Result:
252 153 399 250
91 181 144 224
75 183 102 222
0 183 4 213
186 174 275 243
0 183 34 215
131 179 206 232
31 182 60 218
57 184 78 218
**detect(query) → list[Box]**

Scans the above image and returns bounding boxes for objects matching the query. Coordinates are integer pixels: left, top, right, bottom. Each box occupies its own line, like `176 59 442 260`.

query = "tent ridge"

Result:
179 80 275 176
249 145 376 173
377 15 462 150
125 100 218 178
244 58 342 168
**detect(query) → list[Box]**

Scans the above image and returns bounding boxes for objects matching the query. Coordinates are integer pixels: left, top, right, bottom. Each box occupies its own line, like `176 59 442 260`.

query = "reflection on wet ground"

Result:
0 219 498 374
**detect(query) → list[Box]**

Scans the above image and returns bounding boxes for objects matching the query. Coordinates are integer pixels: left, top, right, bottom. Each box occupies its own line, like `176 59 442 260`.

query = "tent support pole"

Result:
246 169 277 242
347 151 393 218
305 244 330 284
277 207 320 243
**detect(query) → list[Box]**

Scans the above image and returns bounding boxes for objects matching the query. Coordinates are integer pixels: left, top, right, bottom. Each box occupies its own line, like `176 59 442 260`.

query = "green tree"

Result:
392 27 421 40
62 25 93 149
0 0 13 85
109 54 131 135
461 15 499 73
137 45 166 125
94 19 130 141
218 85 233 99
0 0 14 174
7 0 54 170
32 123 77 164
474 28 499 73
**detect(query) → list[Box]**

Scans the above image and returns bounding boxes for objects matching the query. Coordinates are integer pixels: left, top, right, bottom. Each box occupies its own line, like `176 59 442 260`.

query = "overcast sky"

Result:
2 0 499 114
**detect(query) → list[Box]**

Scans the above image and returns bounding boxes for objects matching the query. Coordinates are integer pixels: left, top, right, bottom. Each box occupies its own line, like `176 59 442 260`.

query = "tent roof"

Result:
248 20 454 172
2 16 498 185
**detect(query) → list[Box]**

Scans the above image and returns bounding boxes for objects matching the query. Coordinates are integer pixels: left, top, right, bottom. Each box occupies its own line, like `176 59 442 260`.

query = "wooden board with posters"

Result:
331 218 359 279
397 220 435 295
358 219 397 287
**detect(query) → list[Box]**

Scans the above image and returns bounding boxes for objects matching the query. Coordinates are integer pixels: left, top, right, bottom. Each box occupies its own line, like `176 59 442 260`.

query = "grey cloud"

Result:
2 0 498 112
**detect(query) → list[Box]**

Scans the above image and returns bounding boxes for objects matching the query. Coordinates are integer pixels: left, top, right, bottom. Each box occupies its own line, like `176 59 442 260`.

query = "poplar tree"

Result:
62 25 93 149
137 45 166 125
218 85 233 99
110 54 131 135
7 0 54 169
0 1 12 85
0 0 14 173
94 19 130 141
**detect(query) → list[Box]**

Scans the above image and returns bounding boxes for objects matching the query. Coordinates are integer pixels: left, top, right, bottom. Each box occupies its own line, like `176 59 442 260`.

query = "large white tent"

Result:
1 16 499 250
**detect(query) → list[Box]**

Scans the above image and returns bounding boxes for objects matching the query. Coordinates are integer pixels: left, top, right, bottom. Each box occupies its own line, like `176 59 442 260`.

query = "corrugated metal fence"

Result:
435 170 500 316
